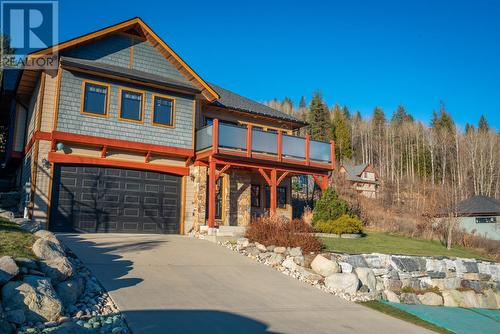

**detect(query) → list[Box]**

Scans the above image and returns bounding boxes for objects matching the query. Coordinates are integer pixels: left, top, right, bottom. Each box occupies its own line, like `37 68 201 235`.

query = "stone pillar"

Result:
32 140 52 229
191 165 207 231
229 170 251 226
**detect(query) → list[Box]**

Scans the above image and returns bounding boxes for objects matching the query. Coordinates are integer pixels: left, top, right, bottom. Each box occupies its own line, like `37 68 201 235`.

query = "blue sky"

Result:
56 0 499 128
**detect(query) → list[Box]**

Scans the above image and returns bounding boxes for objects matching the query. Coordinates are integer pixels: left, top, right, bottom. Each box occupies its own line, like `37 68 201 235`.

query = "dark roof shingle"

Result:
455 196 500 216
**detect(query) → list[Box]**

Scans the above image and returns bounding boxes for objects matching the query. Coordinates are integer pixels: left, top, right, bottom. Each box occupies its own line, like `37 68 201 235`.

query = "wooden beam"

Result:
144 150 151 163
277 171 289 186
330 140 336 170
313 175 329 190
258 168 272 185
246 124 253 157
270 169 277 215
305 134 310 166
101 146 107 158
277 130 283 162
212 118 219 154
216 164 230 179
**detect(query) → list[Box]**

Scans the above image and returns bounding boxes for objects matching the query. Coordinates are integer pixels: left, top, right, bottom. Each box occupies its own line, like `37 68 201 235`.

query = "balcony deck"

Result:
195 121 335 171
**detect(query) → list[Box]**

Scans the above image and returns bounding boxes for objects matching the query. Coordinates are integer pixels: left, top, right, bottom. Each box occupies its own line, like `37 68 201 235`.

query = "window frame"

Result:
264 185 287 209
118 87 145 124
151 93 176 128
80 80 111 118
277 186 287 209
251 184 261 208
475 216 497 224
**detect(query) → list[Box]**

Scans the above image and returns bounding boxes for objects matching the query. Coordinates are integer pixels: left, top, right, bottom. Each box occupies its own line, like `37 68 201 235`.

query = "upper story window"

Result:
152 94 175 127
119 89 144 123
82 81 109 116
476 217 497 224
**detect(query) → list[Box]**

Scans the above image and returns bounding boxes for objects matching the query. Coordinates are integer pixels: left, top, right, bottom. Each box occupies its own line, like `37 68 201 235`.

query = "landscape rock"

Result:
344 255 368 268
39 257 75 284
442 290 463 307
55 277 85 306
339 262 353 273
15 257 38 270
255 242 267 252
5 309 25 324
461 290 480 308
354 267 376 292
236 238 249 248
384 290 400 303
34 230 59 243
0 256 19 285
32 238 66 260
282 258 298 272
293 255 305 267
298 268 323 282
418 292 443 306
1 275 63 322
266 253 284 266
0 209 14 221
273 247 287 254
311 255 340 277
14 218 41 232
463 261 479 273
461 279 482 292
50 321 95 333
266 245 276 252
482 289 498 309
0 304 13 334
364 254 390 269
324 273 359 294
391 256 425 272
400 293 421 304
289 247 302 257
245 247 260 257
431 277 461 290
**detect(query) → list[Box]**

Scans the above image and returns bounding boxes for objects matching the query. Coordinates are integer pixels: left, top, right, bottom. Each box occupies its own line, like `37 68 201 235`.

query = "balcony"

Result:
195 119 335 170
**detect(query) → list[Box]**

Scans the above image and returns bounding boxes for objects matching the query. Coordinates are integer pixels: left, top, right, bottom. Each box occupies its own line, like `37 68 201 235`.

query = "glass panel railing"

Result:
310 140 331 162
282 134 306 159
218 123 247 150
195 125 213 151
252 128 277 154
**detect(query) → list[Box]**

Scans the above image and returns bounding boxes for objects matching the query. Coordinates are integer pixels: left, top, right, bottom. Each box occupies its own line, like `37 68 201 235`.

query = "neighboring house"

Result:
452 196 500 241
339 163 378 198
0 18 334 235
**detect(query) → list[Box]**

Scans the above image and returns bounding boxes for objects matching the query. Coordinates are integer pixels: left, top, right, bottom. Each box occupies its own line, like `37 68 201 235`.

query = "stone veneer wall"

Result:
189 165 207 231
228 170 251 226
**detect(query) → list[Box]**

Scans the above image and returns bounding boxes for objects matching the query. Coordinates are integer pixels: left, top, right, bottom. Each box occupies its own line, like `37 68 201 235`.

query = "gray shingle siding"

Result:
61 33 192 87
57 69 194 149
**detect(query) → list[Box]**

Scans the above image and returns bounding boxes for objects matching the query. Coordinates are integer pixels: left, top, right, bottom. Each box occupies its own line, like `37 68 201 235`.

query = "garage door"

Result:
49 164 181 233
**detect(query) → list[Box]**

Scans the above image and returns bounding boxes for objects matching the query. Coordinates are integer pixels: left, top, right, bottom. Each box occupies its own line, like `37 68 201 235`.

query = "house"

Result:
339 163 378 198
452 196 500 241
0 18 334 235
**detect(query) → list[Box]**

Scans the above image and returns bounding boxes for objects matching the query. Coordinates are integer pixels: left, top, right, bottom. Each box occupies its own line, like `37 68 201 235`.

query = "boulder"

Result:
0 210 14 221
478 290 497 309
5 309 25 324
236 238 249 248
391 256 426 272
384 290 400 303
258 252 272 261
400 293 421 305
345 255 368 268
463 273 480 281
266 253 284 266
254 242 267 252
15 257 38 270
418 292 443 306
339 262 353 273
34 230 59 243
32 238 65 261
311 255 340 277
298 268 323 282
266 245 276 252
55 277 85 306
461 290 480 308
0 256 19 285
39 257 75 284
289 247 302 257
324 273 359 294
245 247 260 257
355 267 376 292
364 254 391 269
14 218 41 232
293 255 305 267
282 258 299 272
384 278 403 292
461 279 482 293
442 290 463 307
273 247 287 254
0 304 13 334
431 277 461 290
1 275 63 322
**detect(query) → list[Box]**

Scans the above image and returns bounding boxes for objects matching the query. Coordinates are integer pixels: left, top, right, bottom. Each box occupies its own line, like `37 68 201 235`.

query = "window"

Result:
264 186 287 209
476 217 497 224
251 185 261 207
153 95 175 127
205 177 223 220
82 82 109 116
119 89 144 122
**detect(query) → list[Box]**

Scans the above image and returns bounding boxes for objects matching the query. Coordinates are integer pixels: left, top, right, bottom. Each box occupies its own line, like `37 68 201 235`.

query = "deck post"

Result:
305 134 310 165
330 140 336 169
208 157 216 228
212 118 219 154
277 130 283 162
246 124 253 157
270 168 277 215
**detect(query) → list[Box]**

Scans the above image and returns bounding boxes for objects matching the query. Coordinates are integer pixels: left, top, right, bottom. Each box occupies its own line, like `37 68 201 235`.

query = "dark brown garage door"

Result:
49 164 181 233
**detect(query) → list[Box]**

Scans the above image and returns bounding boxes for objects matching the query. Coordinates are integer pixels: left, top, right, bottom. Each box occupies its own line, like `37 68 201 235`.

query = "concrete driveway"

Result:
59 234 433 334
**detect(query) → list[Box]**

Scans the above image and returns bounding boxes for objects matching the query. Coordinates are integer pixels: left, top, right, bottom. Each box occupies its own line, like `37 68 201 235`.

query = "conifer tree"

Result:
307 92 330 141
478 115 489 133
331 104 352 160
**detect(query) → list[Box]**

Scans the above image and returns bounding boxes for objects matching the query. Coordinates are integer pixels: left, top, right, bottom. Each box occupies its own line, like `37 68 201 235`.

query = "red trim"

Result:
100 146 107 158
270 169 277 215
215 164 230 179
48 152 189 176
24 131 52 154
207 157 216 228
258 168 272 185
52 131 194 158
330 140 336 169
246 124 252 157
277 130 283 162
313 175 329 190
277 171 289 185
305 134 310 166
212 119 219 154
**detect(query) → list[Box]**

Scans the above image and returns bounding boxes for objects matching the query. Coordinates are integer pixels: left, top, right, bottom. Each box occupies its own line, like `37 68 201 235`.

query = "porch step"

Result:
216 226 246 237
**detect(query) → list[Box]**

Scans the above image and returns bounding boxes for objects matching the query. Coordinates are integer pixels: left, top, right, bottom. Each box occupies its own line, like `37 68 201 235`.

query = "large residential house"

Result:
0 18 334 235
339 163 378 198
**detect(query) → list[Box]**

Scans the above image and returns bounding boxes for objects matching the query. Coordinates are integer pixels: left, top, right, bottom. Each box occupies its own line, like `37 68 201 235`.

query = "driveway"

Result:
59 234 433 334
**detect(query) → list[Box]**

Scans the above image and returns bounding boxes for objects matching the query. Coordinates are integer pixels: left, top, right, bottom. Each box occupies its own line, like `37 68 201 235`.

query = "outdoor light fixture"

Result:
56 142 65 151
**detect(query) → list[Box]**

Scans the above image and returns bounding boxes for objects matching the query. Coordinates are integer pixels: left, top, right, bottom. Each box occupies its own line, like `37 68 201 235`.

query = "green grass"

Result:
321 231 491 260
0 218 35 258
360 301 453 334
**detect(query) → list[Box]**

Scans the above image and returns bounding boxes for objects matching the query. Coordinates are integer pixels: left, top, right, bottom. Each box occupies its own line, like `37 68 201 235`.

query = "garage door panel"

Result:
50 164 181 234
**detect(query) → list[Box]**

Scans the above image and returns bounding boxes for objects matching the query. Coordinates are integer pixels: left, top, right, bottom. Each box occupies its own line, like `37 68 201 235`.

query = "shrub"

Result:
312 188 351 224
245 215 322 253
314 215 363 235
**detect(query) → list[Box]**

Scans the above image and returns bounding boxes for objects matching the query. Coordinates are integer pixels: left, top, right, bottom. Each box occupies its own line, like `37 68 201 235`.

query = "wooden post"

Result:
277 130 282 162
212 118 219 154
305 134 310 165
208 157 216 228
246 124 253 157
270 169 277 215
330 140 336 170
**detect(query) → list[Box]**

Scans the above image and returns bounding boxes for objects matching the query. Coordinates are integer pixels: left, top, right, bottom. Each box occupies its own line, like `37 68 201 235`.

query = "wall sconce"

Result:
56 142 65 152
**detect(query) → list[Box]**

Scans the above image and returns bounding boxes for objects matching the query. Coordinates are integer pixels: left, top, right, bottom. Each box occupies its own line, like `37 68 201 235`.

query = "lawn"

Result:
321 231 492 260
0 217 35 258
360 301 453 334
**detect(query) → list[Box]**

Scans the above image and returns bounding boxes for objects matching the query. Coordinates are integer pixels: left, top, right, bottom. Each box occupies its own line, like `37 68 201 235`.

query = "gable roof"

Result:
26 17 219 101
209 83 306 126
455 196 500 216
342 163 368 178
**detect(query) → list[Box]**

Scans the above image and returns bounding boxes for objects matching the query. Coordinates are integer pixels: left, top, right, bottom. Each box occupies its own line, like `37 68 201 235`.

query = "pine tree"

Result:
391 105 413 125
478 115 489 133
308 92 330 141
331 104 352 160
298 96 308 122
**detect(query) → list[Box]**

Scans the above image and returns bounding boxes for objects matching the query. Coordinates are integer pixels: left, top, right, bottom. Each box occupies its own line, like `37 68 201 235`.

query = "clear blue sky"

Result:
57 0 499 128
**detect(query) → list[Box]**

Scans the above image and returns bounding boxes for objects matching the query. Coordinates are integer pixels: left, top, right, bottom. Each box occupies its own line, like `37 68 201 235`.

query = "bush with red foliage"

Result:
245 215 322 253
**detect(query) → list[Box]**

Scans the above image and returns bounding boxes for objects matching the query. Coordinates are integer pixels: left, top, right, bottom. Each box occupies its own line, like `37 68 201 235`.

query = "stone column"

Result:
229 170 251 226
